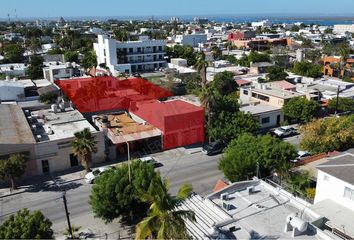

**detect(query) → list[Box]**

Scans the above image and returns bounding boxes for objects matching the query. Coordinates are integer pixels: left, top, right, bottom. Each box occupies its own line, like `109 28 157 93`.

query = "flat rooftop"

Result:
29 108 97 142
207 180 319 239
252 87 304 99
93 112 161 144
0 104 36 144
240 103 281 115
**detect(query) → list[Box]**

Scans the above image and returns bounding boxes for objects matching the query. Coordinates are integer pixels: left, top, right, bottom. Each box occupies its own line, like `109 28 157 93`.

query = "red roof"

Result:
272 80 296 90
235 79 251 86
213 179 228 192
55 76 172 113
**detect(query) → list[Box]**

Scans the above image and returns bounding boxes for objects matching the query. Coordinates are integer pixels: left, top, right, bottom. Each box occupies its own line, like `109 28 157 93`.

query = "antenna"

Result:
15 9 17 21
7 13 10 23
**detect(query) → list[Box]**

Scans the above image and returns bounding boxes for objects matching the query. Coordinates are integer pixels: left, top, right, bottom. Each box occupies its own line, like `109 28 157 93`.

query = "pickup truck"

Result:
273 126 297 138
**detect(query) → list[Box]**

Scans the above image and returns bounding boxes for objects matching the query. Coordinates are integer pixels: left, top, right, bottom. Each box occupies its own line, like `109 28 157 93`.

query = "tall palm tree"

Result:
135 176 196 239
200 85 219 142
71 128 97 172
195 51 208 87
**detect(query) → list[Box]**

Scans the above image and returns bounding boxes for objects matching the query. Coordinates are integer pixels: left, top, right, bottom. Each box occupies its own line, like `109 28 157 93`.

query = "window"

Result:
261 117 270 124
344 187 354 201
42 160 50 173
243 90 249 95
129 48 133 53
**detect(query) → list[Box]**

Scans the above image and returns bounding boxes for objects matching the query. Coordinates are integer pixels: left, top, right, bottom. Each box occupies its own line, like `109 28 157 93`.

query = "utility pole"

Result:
334 85 340 116
62 192 73 238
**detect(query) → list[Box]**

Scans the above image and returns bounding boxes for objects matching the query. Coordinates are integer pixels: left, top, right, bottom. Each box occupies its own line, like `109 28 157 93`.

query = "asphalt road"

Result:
0 149 223 236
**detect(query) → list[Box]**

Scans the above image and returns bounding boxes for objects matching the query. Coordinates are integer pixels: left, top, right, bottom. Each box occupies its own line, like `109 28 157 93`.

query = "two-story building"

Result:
94 35 167 75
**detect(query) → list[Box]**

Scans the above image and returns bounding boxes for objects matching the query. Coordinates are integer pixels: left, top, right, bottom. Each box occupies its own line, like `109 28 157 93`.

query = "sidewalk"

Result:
0 168 85 198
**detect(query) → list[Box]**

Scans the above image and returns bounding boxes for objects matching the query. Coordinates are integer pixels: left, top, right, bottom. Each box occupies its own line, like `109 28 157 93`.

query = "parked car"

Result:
84 166 115 184
202 140 226 156
290 151 311 163
273 126 297 138
139 156 160 167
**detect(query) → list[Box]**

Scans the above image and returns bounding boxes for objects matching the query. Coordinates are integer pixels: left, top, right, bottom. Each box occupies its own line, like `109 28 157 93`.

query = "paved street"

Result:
0 148 223 237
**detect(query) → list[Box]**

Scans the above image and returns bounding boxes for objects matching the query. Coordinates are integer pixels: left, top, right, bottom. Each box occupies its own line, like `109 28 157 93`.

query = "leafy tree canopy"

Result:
328 97 354 113
219 133 297 182
292 61 322 78
0 208 53 239
64 51 79 63
27 55 44 80
266 66 289 81
89 161 158 223
300 115 354 154
282 97 321 123
3 44 24 63
0 153 27 190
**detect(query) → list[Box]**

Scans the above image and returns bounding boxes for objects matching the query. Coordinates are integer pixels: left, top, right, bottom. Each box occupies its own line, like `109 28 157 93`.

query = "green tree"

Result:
71 128 97 172
328 97 354 113
266 66 288 81
195 51 208 87
38 92 59 104
3 44 24 63
212 71 237 95
29 38 41 54
208 111 259 142
81 51 97 70
135 177 195 239
219 133 297 182
64 51 79 63
47 48 63 55
27 55 43 80
89 161 157 223
0 208 53 239
282 97 321 123
292 61 322 78
300 115 354 154
0 154 26 190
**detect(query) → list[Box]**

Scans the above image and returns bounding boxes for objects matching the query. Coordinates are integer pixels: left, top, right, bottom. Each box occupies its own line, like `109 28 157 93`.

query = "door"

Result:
41 160 50 173
276 115 281 125
70 154 79 167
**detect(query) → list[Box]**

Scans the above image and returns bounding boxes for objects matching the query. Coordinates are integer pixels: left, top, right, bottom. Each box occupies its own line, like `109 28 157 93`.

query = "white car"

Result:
84 166 115 184
273 126 297 138
138 156 159 167
291 151 311 163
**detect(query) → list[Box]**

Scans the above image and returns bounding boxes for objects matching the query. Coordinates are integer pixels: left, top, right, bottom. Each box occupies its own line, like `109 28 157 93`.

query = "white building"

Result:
333 24 354 34
251 19 272 28
0 104 106 177
0 63 27 77
43 62 81 83
94 34 166 74
311 150 354 238
4 33 22 41
0 80 25 101
240 103 283 129
174 34 207 47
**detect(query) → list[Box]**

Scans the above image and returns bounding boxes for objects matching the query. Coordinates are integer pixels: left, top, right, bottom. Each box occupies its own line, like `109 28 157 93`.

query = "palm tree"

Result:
200 85 219 142
71 128 97 172
195 51 208 87
135 176 196 239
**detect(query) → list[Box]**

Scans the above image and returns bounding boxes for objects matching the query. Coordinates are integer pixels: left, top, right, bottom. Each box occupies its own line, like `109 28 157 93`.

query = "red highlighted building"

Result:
130 100 205 150
55 76 205 150
55 76 173 113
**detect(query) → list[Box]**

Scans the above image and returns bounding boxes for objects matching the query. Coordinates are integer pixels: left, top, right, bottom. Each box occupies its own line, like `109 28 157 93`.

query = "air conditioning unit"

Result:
247 186 256 194
31 124 37 131
36 135 42 140
27 116 33 123
220 192 229 201
222 202 232 211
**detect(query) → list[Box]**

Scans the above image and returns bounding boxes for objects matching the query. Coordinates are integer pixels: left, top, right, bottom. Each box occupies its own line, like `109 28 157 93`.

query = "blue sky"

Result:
1 0 354 18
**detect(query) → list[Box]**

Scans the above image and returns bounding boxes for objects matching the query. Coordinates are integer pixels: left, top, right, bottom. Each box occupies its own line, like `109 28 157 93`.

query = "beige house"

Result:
0 104 105 177
240 84 305 108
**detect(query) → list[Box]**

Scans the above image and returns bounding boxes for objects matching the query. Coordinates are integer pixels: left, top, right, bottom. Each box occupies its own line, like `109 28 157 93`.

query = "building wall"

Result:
34 131 106 175
255 111 283 129
0 85 25 101
175 34 207 47
0 143 37 177
240 88 286 108
315 170 354 211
